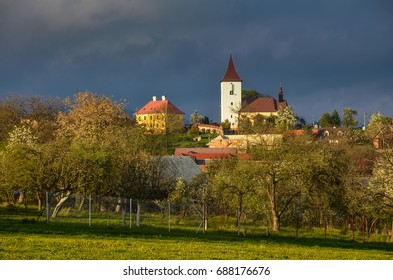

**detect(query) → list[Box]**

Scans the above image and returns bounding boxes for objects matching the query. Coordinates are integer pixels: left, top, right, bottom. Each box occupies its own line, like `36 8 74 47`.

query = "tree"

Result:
370 149 393 219
251 136 303 231
0 95 63 145
190 110 203 124
0 143 39 208
343 107 358 128
0 96 25 144
366 112 393 148
242 89 261 100
221 119 231 131
201 116 210 124
238 116 253 134
330 110 341 127
319 112 331 128
275 106 297 130
211 158 258 235
57 91 131 141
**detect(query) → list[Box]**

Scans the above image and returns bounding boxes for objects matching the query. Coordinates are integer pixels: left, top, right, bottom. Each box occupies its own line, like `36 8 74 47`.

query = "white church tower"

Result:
221 53 242 129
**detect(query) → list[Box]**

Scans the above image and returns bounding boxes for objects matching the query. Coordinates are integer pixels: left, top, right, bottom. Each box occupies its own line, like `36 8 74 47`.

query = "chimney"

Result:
162 95 166 101
152 96 157 101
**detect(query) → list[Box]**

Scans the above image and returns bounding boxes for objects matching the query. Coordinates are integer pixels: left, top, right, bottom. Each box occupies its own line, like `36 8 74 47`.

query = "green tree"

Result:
221 119 231 131
330 110 341 127
238 116 253 134
319 112 331 128
211 158 258 235
343 107 358 128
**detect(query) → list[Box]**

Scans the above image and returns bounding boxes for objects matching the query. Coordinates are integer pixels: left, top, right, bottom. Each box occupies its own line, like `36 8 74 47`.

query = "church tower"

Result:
221 53 242 129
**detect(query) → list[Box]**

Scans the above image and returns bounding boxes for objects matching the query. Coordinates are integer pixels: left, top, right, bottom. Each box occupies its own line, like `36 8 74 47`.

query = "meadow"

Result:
1 205 393 260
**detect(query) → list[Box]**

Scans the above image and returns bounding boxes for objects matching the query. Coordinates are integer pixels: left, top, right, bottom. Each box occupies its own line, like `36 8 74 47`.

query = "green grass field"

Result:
1 205 393 260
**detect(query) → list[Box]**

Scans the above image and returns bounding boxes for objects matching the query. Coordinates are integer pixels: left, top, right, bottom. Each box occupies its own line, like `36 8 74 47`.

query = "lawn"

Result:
1 205 393 260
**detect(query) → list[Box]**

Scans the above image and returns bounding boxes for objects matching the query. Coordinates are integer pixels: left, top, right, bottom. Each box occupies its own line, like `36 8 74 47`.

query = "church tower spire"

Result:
278 82 284 102
222 53 242 82
220 53 242 129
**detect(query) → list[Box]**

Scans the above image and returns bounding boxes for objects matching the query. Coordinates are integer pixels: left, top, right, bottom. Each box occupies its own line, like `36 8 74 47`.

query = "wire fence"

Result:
14 191 273 236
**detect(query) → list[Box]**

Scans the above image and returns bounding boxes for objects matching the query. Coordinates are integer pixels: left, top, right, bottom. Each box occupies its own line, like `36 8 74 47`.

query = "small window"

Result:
231 102 233 105
230 90 234 95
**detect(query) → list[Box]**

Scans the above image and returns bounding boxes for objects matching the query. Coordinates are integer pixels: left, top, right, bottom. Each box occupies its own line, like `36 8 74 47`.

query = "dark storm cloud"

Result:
1 0 392 123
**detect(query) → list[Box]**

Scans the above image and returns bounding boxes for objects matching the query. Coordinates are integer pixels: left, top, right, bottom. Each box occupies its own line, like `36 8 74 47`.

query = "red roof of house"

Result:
174 148 237 156
222 53 242 82
240 97 288 113
136 99 184 115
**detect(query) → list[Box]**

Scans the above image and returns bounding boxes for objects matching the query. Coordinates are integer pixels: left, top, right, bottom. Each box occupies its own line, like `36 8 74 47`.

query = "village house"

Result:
195 123 223 135
207 134 283 152
135 96 184 134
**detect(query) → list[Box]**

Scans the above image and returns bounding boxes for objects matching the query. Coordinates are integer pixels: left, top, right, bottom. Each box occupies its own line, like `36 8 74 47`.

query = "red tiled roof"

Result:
240 97 288 113
136 100 184 115
174 148 237 156
240 97 277 113
180 153 234 160
222 53 242 82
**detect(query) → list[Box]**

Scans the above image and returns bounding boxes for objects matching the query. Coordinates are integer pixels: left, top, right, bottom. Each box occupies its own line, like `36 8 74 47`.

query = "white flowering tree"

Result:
275 106 297 130
7 125 37 148
370 149 393 219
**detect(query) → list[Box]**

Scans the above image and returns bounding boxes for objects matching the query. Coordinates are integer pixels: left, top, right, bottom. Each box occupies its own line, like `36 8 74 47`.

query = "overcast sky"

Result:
1 0 392 124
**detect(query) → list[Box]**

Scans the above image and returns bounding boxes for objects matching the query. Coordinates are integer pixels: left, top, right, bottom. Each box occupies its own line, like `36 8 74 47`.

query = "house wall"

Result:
136 113 184 134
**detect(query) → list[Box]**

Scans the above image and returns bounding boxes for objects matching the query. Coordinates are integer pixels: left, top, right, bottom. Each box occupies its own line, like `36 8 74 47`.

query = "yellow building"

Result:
135 96 184 133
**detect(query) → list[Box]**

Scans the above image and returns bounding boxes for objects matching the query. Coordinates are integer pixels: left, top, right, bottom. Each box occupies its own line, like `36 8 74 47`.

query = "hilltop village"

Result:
132 53 388 171
1 53 392 235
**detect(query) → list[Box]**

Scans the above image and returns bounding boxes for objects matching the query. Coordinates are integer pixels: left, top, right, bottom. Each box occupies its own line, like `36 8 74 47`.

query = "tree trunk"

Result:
122 199 126 227
352 214 355 241
272 210 280 231
18 190 25 204
136 200 141 227
36 192 43 211
203 204 208 233
78 194 86 212
52 193 71 218
237 195 243 236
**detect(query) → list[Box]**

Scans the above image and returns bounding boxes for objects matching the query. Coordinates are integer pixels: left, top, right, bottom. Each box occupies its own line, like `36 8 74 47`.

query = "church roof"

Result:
240 97 287 113
222 53 242 82
136 98 184 115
